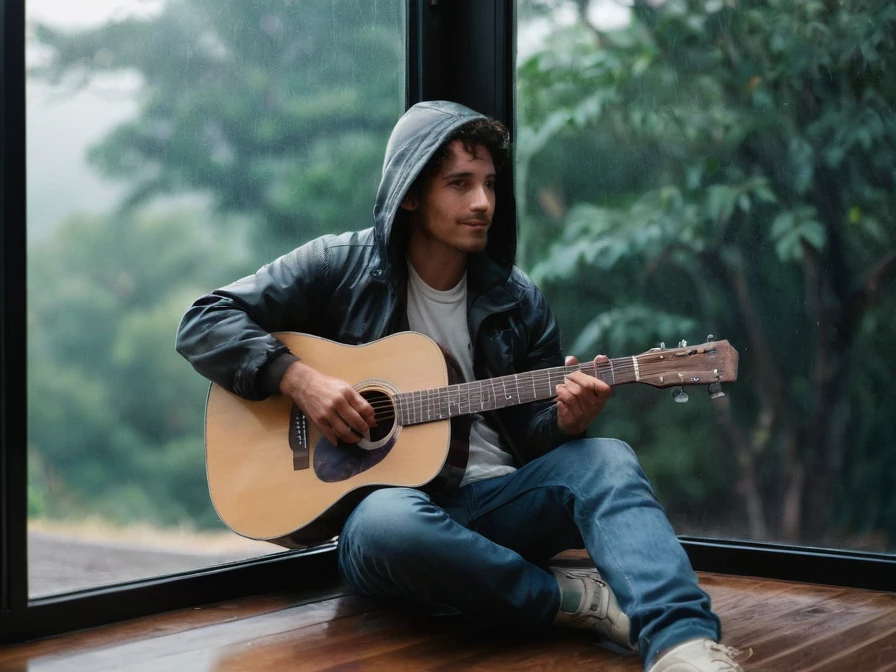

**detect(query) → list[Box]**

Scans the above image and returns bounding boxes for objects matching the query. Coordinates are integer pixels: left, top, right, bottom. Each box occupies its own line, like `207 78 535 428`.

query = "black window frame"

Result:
1 0 894 646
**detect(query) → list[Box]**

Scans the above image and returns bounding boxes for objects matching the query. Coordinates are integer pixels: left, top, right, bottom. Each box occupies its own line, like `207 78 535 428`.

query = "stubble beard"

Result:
420 219 491 255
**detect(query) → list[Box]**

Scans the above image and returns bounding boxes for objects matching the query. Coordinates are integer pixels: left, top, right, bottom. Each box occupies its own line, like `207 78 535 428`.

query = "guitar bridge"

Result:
289 404 310 471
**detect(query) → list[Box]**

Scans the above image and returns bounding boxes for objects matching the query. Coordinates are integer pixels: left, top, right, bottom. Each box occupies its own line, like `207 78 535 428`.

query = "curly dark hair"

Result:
420 117 511 181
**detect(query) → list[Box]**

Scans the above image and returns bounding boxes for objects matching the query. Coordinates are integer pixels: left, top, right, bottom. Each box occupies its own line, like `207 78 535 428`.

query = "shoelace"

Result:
706 642 754 669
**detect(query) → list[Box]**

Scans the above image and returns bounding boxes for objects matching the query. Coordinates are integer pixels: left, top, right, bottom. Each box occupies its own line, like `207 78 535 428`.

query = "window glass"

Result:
516 0 896 553
26 0 406 597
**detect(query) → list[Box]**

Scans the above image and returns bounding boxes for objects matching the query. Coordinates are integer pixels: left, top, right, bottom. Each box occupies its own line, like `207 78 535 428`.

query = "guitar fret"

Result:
374 338 735 428
401 358 630 425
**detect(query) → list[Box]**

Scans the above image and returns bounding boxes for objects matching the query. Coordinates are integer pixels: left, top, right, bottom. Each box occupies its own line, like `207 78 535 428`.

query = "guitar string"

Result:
372 364 714 411
361 359 705 413
360 363 614 413
360 357 718 421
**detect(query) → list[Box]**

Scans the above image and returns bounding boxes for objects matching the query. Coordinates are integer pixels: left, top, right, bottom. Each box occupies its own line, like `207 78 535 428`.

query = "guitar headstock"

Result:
634 339 739 390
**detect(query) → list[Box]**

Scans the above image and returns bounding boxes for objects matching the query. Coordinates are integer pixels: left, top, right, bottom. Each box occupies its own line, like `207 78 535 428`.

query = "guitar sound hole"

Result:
313 388 397 483
362 389 395 442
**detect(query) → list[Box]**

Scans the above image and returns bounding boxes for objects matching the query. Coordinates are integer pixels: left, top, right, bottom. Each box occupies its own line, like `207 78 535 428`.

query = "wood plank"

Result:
2 592 373 672
0 586 348 667
801 627 896 672
749 594 896 671
2 572 895 672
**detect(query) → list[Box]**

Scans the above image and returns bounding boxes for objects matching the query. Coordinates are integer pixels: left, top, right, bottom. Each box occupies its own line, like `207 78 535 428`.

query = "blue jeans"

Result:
337 438 721 669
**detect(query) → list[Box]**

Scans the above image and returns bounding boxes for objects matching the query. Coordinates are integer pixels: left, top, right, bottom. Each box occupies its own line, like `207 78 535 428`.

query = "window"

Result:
3 0 893 647
516 0 896 554
25 0 406 597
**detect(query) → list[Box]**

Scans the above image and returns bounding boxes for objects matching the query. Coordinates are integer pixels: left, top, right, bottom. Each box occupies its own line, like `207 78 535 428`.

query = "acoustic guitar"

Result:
205 331 738 548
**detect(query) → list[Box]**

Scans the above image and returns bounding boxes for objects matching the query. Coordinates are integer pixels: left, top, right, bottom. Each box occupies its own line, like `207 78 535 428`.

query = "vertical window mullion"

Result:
0 0 30 624
407 0 515 129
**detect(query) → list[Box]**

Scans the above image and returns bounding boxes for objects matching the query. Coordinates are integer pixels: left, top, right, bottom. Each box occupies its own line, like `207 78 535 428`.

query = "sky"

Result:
25 0 161 241
27 0 163 28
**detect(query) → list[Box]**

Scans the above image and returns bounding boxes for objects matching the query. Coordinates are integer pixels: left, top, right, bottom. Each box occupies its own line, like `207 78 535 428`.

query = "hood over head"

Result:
372 100 517 285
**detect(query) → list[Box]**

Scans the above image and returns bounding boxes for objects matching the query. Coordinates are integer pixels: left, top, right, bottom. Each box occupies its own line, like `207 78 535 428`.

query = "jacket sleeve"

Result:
496 287 585 462
175 237 330 401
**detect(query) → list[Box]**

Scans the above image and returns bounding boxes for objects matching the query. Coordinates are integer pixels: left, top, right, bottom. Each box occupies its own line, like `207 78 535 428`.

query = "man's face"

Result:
403 140 496 257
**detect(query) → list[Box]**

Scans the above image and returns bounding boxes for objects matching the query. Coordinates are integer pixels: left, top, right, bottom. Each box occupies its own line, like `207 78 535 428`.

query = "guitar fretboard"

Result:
394 358 639 426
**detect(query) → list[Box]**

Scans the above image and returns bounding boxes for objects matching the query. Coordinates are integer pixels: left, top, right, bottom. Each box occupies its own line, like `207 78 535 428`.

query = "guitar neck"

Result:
394 358 636 427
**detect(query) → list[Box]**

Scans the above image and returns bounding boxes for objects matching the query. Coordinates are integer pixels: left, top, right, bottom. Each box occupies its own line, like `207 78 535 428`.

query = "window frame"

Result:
1 0 894 646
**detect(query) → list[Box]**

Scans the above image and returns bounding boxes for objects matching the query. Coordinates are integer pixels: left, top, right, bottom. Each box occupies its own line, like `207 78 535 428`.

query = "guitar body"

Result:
205 332 469 548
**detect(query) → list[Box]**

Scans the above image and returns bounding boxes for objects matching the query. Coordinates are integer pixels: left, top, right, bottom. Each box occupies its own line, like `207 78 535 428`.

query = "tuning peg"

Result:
708 382 725 399
706 334 715 342
678 340 687 348
672 386 689 403
659 341 666 350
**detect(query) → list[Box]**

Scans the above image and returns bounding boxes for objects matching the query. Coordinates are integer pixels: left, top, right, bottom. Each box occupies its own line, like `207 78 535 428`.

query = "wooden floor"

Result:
2 570 895 671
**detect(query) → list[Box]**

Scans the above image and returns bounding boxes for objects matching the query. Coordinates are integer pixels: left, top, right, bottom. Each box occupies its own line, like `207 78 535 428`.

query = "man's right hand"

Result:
279 361 377 446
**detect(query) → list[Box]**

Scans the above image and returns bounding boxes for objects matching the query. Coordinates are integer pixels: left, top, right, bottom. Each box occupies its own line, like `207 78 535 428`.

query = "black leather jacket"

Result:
176 101 572 464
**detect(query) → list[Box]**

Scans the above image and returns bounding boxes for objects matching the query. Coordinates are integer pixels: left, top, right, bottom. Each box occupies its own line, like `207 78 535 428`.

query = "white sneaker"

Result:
550 566 633 650
647 638 752 671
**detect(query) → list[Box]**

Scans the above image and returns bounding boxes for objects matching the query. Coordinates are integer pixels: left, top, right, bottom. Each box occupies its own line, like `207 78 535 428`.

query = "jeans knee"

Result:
338 488 444 594
341 488 433 557
553 438 651 493
560 436 637 470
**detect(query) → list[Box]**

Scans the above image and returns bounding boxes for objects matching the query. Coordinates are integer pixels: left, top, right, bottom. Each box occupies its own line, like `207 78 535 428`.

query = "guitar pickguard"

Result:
310 381 402 482
313 435 396 482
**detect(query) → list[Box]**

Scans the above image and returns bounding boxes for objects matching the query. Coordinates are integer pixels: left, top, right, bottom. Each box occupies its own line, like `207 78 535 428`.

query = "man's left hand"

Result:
555 355 613 436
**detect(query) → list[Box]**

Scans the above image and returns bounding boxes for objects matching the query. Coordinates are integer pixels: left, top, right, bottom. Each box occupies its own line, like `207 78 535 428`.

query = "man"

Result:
176 101 748 671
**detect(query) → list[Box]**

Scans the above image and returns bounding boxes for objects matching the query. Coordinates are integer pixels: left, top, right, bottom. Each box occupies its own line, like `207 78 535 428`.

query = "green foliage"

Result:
32 0 404 255
27 210 247 527
518 0 896 546
27 453 48 518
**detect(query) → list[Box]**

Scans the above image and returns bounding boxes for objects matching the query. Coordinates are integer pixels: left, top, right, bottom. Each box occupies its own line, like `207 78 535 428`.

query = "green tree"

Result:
27 210 248 526
32 0 404 257
517 0 896 546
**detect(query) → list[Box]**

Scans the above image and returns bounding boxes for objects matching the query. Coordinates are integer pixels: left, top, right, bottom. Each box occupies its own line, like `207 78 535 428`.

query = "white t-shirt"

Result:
406 261 516 486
